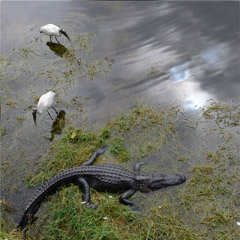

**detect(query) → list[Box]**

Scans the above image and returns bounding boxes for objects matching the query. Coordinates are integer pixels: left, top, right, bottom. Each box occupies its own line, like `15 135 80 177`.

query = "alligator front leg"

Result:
119 189 139 211
76 177 98 210
81 146 108 166
133 162 144 174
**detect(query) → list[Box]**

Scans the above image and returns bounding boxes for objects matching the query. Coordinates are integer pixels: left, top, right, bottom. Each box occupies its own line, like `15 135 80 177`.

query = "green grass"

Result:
1 101 240 239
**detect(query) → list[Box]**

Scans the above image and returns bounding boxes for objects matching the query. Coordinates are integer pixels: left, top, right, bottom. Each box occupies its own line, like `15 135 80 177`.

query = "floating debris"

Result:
71 132 77 139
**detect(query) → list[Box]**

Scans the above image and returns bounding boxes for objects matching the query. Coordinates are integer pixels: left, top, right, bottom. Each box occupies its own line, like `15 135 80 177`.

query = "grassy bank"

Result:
1 101 240 239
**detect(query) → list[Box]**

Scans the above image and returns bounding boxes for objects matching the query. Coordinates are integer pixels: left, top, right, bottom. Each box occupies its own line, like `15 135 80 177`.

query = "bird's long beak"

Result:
32 109 37 127
61 30 71 42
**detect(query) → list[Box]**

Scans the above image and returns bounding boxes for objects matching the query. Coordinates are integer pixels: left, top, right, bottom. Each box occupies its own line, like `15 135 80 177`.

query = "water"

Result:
1 1 239 225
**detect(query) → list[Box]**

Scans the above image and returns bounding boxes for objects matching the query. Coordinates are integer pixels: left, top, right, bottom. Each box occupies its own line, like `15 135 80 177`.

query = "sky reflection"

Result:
200 42 230 75
169 62 192 83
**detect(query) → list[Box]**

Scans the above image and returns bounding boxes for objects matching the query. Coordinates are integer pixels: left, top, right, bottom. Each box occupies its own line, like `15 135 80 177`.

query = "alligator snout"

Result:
177 174 186 184
166 174 186 185
149 173 186 190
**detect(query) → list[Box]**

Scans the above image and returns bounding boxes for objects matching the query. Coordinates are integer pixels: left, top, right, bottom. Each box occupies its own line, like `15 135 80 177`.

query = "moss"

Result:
178 156 188 162
147 65 160 77
0 56 11 78
109 137 130 162
16 117 26 122
203 100 240 126
5 100 16 107
100 128 111 139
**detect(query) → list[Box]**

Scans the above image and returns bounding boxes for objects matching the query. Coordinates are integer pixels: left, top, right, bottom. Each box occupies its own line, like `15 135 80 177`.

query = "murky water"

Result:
1 1 239 225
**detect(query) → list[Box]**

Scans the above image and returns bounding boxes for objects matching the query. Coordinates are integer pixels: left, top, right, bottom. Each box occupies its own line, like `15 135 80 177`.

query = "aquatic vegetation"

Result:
19 48 33 57
0 31 113 108
109 137 130 162
5 100 16 107
147 65 160 77
1 101 239 239
0 56 11 78
202 100 240 127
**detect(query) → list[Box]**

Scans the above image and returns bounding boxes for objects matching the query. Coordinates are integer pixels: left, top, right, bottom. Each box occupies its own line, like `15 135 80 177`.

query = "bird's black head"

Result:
60 29 71 42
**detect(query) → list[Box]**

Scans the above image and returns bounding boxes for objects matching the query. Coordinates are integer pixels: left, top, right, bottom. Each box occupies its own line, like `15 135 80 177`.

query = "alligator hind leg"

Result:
81 146 109 166
133 162 144 174
76 177 98 209
119 189 139 211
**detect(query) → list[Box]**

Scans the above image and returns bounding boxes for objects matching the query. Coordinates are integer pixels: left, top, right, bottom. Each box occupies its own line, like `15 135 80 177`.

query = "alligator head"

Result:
135 173 186 193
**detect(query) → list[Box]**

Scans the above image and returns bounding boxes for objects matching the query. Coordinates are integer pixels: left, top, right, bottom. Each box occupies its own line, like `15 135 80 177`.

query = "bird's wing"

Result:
42 24 60 35
37 92 55 113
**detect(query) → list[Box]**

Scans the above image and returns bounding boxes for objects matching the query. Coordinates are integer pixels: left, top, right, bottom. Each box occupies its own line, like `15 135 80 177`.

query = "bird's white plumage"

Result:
37 91 56 114
40 24 61 37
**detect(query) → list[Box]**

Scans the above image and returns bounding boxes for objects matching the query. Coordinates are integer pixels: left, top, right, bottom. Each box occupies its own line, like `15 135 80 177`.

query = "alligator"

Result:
17 146 186 230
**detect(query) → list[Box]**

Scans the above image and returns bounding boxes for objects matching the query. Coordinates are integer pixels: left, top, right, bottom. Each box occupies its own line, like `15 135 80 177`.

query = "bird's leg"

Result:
55 36 60 44
47 110 54 120
50 36 52 43
51 106 58 115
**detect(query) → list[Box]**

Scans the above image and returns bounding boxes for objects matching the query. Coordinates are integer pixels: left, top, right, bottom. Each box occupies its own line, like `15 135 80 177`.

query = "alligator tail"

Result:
17 195 45 230
17 146 108 230
17 170 74 230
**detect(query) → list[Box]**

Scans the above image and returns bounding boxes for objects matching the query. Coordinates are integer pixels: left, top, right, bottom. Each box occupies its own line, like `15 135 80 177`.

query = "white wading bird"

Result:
40 24 71 43
32 91 58 126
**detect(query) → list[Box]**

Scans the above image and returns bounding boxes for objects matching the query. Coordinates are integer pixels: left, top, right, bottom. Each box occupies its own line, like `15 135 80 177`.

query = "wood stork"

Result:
40 24 71 43
32 91 58 126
